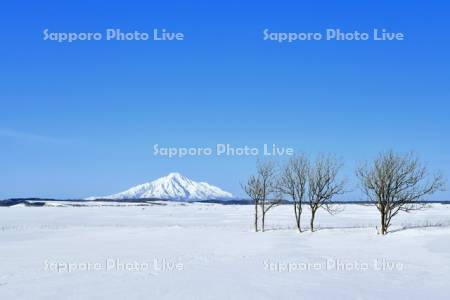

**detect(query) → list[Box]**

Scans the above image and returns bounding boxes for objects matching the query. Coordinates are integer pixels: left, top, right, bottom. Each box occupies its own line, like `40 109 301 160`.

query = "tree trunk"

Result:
310 209 316 232
262 212 265 232
254 201 258 232
261 199 265 232
294 203 302 232
297 215 302 233
380 211 387 235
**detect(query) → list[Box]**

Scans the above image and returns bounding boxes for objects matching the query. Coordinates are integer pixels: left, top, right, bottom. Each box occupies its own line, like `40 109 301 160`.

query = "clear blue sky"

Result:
1 1 449 199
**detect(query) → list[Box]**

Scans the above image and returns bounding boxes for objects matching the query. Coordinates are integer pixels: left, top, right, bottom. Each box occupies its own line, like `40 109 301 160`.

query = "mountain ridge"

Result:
86 172 234 201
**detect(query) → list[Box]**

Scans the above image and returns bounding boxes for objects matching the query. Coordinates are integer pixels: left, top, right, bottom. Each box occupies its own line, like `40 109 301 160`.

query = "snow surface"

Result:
86 172 233 201
1 203 450 299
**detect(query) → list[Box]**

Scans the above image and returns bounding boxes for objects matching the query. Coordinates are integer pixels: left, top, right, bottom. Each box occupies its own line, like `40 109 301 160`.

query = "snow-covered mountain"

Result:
87 172 234 201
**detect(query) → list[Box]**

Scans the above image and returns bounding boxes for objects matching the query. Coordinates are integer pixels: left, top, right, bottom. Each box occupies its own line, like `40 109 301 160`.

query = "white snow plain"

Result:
1 202 450 300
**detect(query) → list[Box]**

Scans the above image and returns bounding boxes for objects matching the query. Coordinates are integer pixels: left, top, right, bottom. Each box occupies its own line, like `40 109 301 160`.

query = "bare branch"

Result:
307 154 346 232
278 154 309 232
356 150 446 234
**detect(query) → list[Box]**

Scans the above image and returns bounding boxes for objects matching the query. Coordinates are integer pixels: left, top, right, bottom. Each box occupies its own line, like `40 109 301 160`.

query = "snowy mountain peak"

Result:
162 172 191 184
87 173 233 201
165 172 184 180
167 172 185 178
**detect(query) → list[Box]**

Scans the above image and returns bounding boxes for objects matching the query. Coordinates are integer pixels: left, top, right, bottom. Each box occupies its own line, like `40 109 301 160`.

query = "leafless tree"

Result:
307 154 345 232
357 151 445 235
242 160 280 232
242 175 263 232
257 160 280 232
278 155 309 232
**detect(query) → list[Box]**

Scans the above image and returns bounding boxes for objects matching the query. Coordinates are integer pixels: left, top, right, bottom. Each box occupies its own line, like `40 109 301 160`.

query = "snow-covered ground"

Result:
1 203 450 299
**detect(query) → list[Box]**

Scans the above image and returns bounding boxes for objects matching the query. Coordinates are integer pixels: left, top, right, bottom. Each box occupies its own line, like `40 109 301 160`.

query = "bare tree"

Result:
257 160 280 232
278 155 309 232
242 175 263 232
242 160 279 232
307 154 345 232
357 151 445 235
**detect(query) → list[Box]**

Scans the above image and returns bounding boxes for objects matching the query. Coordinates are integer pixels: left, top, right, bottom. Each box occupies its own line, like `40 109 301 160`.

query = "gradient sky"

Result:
1 1 449 200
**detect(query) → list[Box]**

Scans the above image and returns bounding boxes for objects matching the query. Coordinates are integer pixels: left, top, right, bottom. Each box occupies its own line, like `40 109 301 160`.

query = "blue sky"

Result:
1 1 449 199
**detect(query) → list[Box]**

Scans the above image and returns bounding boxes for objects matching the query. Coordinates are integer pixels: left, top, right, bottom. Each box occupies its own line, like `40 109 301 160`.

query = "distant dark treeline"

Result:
1 198 449 207
0 199 46 207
